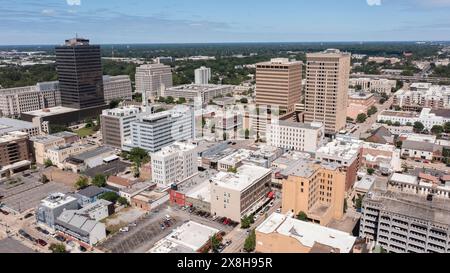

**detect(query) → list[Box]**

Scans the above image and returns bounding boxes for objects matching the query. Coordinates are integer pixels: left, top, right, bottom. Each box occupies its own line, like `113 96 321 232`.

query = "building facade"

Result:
103 75 133 103
135 64 173 99
304 49 351 134
100 106 142 149
195 66 211 85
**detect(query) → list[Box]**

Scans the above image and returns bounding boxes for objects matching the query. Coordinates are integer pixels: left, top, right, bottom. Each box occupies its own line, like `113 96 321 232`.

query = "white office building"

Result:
100 106 143 149
36 193 79 230
135 64 173 99
151 142 198 187
266 120 325 153
378 108 450 130
195 66 211 85
126 105 195 153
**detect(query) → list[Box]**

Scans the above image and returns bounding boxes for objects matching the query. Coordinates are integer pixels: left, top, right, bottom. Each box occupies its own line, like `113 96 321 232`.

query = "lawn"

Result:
75 127 95 137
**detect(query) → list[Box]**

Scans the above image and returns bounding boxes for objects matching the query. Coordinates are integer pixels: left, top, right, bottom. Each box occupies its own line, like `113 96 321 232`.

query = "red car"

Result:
423 160 430 164
37 239 47 247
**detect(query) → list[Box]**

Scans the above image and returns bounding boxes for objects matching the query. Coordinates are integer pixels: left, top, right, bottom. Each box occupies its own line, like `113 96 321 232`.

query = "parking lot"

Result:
0 237 36 253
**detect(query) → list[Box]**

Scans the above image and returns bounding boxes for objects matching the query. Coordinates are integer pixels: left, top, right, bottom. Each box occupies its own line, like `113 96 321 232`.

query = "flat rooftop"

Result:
185 180 211 203
379 111 419 118
166 84 232 92
316 137 362 162
40 192 77 209
149 221 219 253
256 213 356 253
30 134 64 144
218 149 252 166
211 165 271 192
71 146 114 161
0 118 36 135
274 120 323 130
23 106 79 117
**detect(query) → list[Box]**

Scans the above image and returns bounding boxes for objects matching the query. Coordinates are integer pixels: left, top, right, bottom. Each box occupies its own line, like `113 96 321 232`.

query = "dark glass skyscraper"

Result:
55 38 105 109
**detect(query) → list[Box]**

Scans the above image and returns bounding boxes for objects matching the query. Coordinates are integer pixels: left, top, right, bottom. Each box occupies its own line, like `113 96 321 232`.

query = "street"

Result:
351 96 394 139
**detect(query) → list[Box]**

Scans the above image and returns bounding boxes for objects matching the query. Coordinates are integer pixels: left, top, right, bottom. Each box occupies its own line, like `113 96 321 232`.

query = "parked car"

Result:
37 239 47 247
79 246 87 252
24 213 34 219
276 208 281 213
55 235 66 242
36 227 50 235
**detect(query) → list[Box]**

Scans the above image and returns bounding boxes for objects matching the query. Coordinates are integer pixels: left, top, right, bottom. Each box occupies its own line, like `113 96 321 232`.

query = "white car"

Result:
276 208 281 213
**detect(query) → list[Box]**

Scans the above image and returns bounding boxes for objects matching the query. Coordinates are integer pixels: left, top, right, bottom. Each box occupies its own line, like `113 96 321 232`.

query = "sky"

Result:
1 0 450 45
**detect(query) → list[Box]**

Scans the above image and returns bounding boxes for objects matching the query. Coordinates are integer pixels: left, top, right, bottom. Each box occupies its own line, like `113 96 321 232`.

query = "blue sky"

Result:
1 0 450 45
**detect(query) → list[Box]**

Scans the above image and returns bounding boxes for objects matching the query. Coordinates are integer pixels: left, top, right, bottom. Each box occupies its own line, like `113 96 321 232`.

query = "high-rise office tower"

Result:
135 64 173 100
55 38 105 109
195 66 211 85
255 58 302 113
304 49 351 135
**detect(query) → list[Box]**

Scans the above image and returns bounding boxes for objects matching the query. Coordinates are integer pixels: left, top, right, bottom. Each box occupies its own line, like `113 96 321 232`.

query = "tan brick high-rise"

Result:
255 58 302 113
305 49 351 134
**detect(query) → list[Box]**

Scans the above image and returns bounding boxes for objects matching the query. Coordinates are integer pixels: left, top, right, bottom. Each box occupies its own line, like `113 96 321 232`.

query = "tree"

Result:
109 99 121 109
211 234 221 253
228 166 238 174
356 113 367 124
240 97 248 104
117 197 129 207
245 129 250 140
41 174 50 184
244 229 256 253
297 211 308 221
394 121 401 127
75 176 89 190
444 122 450 133
413 122 425 133
129 147 150 167
223 132 227 141
99 191 120 204
49 243 67 253
355 194 364 210
44 159 54 168
165 96 175 104
177 97 186 104
158 96 166 103
367 106 378 117
395 140 403 149
406 122 413 127
367 168 375 175
241 214 254 229
92 174 107 188
431 125 444 136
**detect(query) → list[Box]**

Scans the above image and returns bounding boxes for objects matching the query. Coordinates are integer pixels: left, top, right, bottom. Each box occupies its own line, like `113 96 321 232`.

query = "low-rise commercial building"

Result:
210 165 272 222
0 118 40 137
162 84 233 104
349 78 396 94
256 212 357 253
361 142 402 174
100 106 142 149
36 193 79 230
30 135 67 165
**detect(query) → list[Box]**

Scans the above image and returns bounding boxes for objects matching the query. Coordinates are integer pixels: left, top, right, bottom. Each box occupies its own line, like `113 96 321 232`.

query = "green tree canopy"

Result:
99 191 120 204
92 174 107 188
75 176 89 190
297 211 308 221
49 243 67 253
356 113 368 123
413 122 425 133
244 229 256 253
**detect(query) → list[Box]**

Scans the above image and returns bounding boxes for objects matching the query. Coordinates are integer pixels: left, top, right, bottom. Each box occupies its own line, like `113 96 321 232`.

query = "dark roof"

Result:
367 126 393 144
77 185 104 198
402 140 442 153
431 109 450 119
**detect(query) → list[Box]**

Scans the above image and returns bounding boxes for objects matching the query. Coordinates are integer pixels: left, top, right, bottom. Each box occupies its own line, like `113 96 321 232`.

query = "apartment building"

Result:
315 136 362 191
135 64 173 99
103 75 133 103
281 160 346 226
100 106 142 149
210 165 272 222
266 120 324 153
126 105 194 153
0 118 40 137
360 188 450 253
195 66 211 85
304 49 351 134
0 81 60 117
0 131 30 167
255 58 302 113
256 212 357 253
393 83 450 111
30 134 66 165
151 142 198 187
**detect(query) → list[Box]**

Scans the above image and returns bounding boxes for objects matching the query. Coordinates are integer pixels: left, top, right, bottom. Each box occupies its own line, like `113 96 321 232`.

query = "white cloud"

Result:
367 0 382 6
66 0 81 6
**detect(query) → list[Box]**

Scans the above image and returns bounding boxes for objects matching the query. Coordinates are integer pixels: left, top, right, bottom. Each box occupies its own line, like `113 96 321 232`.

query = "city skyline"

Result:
2 0 450 45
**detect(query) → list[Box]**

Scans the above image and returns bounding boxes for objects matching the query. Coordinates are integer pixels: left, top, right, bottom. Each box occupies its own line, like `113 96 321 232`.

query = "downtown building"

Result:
360 184 450 253
135 63 173 100
195 66 211 85
102 75 133 103
100 106 143 149
125 105 195 153
304 49 351 135
0 131 31 179
162 84 233 104
151 142 198 187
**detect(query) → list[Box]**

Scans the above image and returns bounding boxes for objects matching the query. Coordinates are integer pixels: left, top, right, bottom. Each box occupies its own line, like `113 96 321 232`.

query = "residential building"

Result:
36 193 79 230
55 209 106 246
55 37 105 110
393 84 450 111
0 131 30 167
378 108 450 130
210 165 272 222
163 84 233 104
135 64 173 99
0 81 60 118
305 49 351 134
0 118 40 137
195 66 211 85
75 186 106 207
349 78 396 94
360 186 450 253
315 136 362 191
281 160 346 226
102 75 133 103
126 105 194 153
255 58 302 113
151 142 198 187
266 120 324 153
149 221 219 253
100 106 142 149
401 140 443 161
256 212 356 253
